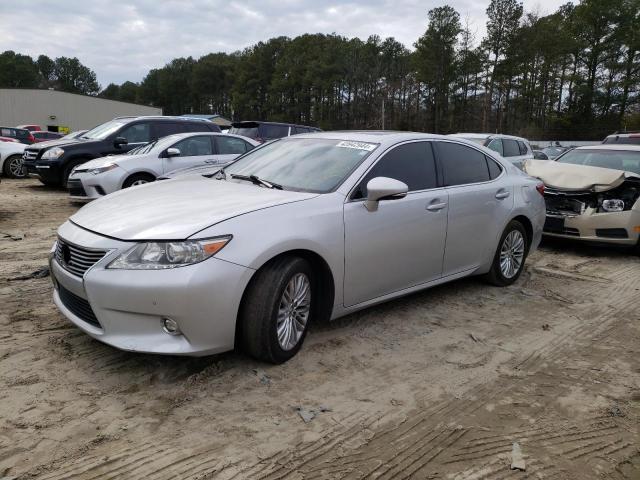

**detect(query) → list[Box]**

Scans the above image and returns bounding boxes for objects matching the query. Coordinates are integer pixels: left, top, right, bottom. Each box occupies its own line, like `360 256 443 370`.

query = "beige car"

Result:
524 145 640 249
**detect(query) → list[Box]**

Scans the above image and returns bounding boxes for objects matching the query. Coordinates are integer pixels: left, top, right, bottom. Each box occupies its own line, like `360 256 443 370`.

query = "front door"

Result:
162 135 216 173
343 141 448 307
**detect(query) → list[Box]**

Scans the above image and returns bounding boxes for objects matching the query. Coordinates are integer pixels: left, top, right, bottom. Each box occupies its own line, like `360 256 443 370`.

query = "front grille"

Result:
67 179 87 197
596 228 628 239
58 284 101 328
55 239 107 277
23 150 38 161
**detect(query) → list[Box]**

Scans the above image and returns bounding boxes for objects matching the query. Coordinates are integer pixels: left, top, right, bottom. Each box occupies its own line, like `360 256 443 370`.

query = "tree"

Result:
0 51 40 88
53 57 100 95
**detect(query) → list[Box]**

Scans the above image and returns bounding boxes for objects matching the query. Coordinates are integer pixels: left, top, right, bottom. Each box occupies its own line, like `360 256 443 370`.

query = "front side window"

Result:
352 142 437 199
223 138 377 193
503 139 521 157
260 124 289 139
155 122 187 138
118 122 152 144
216 136 250 155
556 149 640 175
486 138 504 156
436 142 491 186
172 136 213 156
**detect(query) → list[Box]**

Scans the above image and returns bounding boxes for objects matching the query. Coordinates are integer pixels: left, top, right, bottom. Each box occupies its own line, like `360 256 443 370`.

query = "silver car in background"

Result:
450 133 534 169
50 132 545 363
67 132 257 201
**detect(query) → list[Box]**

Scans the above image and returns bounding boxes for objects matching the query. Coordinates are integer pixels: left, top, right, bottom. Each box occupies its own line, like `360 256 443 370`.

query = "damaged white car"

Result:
524 145 640 250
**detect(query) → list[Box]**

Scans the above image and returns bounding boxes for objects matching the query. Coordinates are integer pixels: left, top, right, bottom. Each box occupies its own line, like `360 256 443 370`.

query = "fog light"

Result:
602 199 624 212
162 317 181 335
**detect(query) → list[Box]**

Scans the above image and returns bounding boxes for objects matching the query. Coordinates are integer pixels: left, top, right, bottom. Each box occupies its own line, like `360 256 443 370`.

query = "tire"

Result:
485 220 529 286
3 154 26 179
122 173 155 188
240 256 314 363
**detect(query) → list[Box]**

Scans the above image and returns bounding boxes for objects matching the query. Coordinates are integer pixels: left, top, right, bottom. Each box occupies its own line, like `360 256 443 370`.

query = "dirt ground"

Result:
0 178 638 480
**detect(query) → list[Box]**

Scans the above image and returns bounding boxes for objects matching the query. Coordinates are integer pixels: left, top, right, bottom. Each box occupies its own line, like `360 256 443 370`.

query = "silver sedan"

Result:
50 132 545 363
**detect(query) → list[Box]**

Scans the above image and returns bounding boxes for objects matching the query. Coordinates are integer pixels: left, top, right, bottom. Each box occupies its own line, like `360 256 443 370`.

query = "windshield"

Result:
543 147 566 156
556 149 640 175
223 138 378 193
82 119 128 140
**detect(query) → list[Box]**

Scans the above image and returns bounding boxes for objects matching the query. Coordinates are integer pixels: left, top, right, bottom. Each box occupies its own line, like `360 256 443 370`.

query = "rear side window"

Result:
502 139 521 157
260 124 289 139
436 142 491 186
352 142 437 199
517 141 529 155
155 122 187 138
487 157 503 179
486 138 503 156
293 127 310 135
216 136 250 154
186 122 219 133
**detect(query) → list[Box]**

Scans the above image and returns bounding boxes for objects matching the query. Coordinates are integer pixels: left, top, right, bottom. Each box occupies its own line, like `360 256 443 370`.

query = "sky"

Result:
0 0 567 87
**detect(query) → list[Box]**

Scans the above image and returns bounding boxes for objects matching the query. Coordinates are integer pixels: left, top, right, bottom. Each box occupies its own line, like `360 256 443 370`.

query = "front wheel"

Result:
240 256 314 363
3 155 26 178
123 173 155 188
485 220 528 286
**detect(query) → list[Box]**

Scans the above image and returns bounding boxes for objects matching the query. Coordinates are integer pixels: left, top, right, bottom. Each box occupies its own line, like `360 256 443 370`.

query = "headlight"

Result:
87 163 117 175
107 236 232 270
602 199 624 212
42 147 64 160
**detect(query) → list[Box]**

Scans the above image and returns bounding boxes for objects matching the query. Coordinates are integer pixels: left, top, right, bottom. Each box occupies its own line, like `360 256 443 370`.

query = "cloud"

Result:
0 0 569 87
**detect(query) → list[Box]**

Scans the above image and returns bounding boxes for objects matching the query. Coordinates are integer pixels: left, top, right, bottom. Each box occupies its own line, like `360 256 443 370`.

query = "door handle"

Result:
495 190 510 199
426 202 447 211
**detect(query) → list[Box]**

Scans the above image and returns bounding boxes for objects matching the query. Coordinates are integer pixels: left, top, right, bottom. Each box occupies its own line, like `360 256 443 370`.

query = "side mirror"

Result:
114 137 128 147
166 147 181 157
364 177 408 212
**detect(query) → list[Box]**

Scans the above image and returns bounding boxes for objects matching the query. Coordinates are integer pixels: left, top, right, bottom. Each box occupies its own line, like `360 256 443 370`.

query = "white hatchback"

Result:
67 132 258 201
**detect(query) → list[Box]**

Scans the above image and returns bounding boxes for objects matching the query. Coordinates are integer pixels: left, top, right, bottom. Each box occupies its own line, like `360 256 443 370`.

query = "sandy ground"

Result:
0 178 638 480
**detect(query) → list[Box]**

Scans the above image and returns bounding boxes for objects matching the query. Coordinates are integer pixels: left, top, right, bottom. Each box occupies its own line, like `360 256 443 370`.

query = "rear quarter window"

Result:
260 124 290 139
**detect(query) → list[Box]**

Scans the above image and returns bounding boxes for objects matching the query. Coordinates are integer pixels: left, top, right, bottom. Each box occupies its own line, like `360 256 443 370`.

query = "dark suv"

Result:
1 126 34 144
23 116 221 186
229 121 321 143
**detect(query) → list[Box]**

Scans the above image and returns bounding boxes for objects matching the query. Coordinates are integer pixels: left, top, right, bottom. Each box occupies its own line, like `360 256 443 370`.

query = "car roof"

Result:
574 144 640 152
451 132 528 141
283 130 462 147
232 120 319 129
113 115 213 123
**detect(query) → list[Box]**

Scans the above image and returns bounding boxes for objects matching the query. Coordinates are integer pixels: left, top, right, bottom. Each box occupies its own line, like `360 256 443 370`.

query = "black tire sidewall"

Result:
123 173 154 188
4 155 25 178
266 258 314 363
491 221 528 286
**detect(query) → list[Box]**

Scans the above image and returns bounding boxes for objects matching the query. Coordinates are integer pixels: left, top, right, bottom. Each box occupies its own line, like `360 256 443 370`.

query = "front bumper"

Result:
67 168 125 201
50 221 254 356
543 209 640 246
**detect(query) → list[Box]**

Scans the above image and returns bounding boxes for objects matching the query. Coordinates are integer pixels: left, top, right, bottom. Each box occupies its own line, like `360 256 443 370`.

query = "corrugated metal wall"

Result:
0 89 162 132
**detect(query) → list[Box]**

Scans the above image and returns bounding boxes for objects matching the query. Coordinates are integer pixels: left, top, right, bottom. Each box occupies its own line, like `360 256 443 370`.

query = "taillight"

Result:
536 183 545 196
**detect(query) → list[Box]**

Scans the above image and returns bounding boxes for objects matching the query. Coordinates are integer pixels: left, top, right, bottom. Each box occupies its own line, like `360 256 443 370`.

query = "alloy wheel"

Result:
9 157 25 178
276 273 311 351
499 230 525 279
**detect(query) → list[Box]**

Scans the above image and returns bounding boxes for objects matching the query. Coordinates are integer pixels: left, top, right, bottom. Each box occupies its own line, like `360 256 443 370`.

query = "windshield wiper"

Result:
230 174 282 189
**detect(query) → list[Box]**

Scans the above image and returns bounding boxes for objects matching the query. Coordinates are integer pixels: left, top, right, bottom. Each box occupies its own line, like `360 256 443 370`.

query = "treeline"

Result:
0 51 100 95
2 0 639 139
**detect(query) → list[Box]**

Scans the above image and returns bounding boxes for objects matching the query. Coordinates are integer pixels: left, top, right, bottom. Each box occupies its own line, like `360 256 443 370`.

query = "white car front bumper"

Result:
67 167 127 201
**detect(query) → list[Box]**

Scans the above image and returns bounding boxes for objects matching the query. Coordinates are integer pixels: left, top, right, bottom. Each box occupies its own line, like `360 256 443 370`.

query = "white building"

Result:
0 88 162 133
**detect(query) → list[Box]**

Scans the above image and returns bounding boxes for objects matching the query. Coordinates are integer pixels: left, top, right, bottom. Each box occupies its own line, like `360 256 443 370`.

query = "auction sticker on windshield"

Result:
336 141 377 151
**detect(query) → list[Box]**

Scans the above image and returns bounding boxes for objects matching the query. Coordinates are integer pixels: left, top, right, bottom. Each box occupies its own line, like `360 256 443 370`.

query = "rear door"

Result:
434 141 513 276
343 141 448 306
162 135 215 173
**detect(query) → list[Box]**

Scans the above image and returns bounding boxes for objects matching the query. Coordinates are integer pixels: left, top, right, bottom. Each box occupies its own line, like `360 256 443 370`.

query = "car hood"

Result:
70 175 318 240
25 137 89 151
523 160 640 192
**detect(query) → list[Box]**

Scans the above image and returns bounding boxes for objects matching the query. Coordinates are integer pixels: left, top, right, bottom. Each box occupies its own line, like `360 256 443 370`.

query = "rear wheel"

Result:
123 173 155 188
3 154 26 178
485 220 528 286
240 256 314 363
